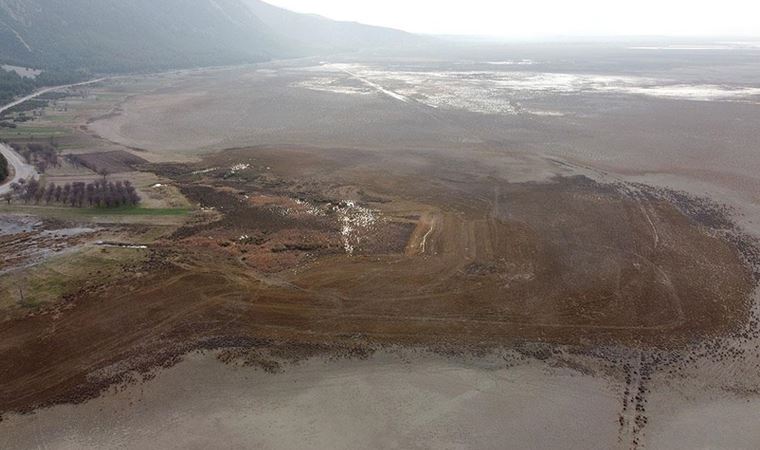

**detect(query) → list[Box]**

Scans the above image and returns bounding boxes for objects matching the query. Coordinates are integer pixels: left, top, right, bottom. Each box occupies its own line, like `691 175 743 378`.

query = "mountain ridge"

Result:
244 0 421 53
0 0 418 73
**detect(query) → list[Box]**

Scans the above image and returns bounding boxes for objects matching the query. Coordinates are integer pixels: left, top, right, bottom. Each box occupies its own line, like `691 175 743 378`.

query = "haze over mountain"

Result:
0 0 418 73
266 0 760 38
244 0 420 53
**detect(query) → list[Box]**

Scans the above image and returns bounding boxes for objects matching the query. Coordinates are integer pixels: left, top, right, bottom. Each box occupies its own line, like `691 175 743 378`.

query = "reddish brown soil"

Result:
0 146 756 416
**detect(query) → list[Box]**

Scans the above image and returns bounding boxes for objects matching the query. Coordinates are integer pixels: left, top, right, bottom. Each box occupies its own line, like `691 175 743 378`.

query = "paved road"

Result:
0 77 105 116
0 143 37 195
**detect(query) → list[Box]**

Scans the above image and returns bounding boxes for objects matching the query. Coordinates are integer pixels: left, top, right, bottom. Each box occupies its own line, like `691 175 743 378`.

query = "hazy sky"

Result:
265 0 759 37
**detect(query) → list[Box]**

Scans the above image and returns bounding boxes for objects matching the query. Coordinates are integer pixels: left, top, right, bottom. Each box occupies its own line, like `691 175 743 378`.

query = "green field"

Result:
0 203 193 216
0 204 192 219
0 125 72 140
80 206 192 216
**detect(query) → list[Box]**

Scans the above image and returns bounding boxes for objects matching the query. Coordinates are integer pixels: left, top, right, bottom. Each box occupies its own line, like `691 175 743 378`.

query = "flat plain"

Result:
2 42 760 449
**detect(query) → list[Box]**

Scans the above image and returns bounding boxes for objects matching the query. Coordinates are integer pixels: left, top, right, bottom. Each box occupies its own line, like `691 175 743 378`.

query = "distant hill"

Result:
243 0 421 53
0 0 419 74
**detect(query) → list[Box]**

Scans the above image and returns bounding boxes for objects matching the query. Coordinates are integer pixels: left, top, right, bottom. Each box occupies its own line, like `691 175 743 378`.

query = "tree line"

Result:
0 68 37 107
6 179 141 208
9 142 60 173
1 67 89 119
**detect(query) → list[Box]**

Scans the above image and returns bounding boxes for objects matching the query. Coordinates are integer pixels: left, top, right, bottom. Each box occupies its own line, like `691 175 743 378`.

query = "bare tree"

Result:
33 183 44 204
62 183 71 205
45 183 56 204
86 183 95 206
23 179 40 204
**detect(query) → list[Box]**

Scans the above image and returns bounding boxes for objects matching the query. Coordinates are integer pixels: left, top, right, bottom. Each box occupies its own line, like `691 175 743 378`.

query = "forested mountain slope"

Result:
0 0 419 73
0 0 287 72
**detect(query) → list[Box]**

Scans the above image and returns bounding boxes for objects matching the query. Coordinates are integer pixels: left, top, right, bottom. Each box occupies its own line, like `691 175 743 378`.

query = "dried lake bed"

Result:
4 42 760 448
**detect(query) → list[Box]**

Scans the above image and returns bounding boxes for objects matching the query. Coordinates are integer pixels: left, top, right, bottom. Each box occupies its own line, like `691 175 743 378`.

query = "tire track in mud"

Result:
419 220 436 254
